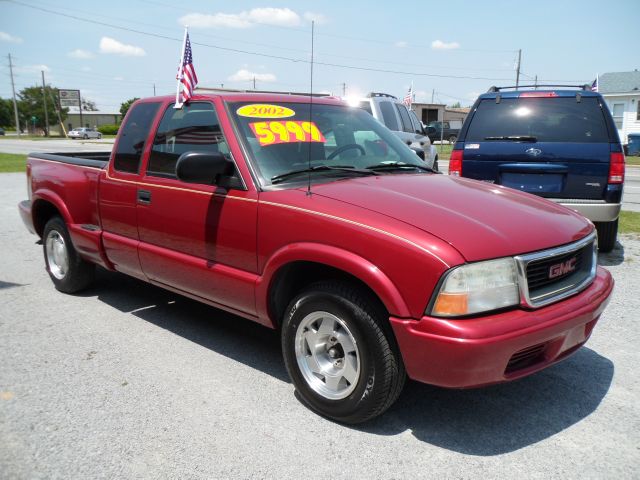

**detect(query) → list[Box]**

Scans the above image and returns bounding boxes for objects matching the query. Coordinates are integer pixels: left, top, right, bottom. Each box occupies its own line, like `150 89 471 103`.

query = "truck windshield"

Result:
229 101 424 186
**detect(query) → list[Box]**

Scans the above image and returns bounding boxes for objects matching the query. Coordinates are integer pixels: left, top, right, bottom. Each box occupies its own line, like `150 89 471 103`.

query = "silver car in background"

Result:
68 127 102 140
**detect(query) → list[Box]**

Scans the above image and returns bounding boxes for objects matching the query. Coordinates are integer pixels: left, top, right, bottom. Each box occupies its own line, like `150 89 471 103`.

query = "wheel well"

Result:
32 200 61 237
268 261 388 330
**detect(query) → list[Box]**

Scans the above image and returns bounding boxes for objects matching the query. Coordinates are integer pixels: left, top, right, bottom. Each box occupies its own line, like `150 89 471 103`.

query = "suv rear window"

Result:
466 97 609 143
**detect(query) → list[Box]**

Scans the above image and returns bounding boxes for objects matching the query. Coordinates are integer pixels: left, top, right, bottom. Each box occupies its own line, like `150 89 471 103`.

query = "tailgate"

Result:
462 142 610 199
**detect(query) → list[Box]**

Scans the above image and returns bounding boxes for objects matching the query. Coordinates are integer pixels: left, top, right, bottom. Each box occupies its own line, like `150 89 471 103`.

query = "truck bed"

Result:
29 151 111 169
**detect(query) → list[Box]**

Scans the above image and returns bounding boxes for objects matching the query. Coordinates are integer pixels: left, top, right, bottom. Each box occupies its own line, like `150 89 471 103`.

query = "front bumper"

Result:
389 266 613 388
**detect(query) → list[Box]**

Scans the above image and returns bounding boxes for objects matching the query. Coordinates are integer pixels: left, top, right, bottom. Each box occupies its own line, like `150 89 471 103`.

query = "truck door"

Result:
136 101 258 317
99 101 161 280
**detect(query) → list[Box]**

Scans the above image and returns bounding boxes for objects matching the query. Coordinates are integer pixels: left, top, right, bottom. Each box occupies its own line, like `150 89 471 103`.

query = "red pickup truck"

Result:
19 93 614 423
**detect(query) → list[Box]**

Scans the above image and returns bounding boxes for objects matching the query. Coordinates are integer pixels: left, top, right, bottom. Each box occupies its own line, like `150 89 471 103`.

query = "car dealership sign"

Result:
59 89 81 108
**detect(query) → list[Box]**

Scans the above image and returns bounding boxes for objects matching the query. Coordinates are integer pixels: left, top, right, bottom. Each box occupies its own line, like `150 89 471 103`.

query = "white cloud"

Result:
303 12 328 24
81 66 92 72
68 49 94 59
431 40 460 50
113 76 124 81
99 37 146 57
0 31 23 43
16 64 50 74
180 7 302 28
394 41 408 48
228 69 276 83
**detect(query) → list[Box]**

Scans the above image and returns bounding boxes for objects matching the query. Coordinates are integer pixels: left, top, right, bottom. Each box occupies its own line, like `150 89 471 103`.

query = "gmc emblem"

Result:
549 257 577 279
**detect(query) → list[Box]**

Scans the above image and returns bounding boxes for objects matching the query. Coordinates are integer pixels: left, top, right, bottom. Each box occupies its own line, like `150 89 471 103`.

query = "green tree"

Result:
0 98 14 127
17 85 68 133
81 98 99 111
449 101 462 109
120 97 140 118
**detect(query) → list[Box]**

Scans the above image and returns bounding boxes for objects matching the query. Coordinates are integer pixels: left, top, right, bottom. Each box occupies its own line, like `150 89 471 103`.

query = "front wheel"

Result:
97 133 102 139
43 216 95 293
282 282 405 424
595 219 618 253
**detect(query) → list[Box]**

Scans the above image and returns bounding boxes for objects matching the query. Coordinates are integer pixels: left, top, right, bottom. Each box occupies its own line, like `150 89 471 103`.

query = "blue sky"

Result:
1 0 638 112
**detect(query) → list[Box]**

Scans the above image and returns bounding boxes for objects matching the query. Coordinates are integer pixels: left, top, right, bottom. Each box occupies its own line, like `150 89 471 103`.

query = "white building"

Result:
598 70 640 144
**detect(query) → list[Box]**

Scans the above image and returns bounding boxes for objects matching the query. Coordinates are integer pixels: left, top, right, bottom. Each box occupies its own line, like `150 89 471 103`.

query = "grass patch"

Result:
626 156 640 166
620 211 640 234
0 153 27 172
435 143 453 159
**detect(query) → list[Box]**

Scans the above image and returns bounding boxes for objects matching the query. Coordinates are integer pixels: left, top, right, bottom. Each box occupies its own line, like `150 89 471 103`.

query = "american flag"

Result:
177 32 198 104
403 85 413 107
591 76 598 92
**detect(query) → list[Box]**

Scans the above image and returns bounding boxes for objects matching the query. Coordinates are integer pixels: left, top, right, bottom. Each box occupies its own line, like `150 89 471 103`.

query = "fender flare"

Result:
31 189 73 234
256 242 411 324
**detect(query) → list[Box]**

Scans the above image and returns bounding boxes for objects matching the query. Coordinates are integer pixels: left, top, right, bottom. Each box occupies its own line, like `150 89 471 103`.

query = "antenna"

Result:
306 20 315 196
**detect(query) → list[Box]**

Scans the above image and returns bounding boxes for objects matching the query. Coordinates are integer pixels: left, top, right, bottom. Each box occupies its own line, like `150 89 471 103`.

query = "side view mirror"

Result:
426 126 437 135
409 146 425 160
176 151 234 185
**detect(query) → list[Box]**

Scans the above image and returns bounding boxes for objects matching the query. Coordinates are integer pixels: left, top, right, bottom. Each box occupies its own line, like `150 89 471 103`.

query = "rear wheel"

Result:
83 134 88 139
448 135 457 143
595 219 618 253
433 154 439 172
43 216 95 293
97 133 102 139
281 281 405 424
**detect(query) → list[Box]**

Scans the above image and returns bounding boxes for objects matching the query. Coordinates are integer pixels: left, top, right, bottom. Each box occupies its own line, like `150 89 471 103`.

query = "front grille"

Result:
515 233 597 308
505 343 547 374
526 243 592 291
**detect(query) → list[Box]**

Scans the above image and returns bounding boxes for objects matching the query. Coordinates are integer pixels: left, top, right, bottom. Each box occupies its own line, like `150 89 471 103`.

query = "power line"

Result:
7 0 526 82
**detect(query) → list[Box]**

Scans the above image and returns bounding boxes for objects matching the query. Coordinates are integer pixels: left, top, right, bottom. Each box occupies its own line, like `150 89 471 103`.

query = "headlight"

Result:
430 257 519 317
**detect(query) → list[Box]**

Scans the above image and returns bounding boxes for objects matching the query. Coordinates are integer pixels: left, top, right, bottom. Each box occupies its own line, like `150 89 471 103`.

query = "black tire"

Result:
83 134 88 139
595 219 618 253
97 133 102 139
433 155 439 172
43 216 95 293
282 281 405 424
448 135 457 143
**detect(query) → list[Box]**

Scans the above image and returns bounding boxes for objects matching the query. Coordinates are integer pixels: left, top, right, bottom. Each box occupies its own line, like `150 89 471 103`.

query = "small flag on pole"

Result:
403 83 413 108
591 75 599 92
175 28 198 108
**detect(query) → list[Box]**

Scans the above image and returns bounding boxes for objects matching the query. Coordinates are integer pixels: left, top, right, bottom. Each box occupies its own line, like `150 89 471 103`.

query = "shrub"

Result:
98 124 119 135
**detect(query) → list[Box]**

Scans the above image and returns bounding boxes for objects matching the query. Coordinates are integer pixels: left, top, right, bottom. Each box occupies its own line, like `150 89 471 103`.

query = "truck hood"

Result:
306 174 593 262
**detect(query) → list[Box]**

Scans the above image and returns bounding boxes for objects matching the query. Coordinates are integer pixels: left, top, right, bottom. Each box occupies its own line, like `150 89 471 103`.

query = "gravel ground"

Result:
0 172 639 479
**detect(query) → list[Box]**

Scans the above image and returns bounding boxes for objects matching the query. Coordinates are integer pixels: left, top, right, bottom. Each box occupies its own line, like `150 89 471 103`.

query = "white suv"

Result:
346 93 439 170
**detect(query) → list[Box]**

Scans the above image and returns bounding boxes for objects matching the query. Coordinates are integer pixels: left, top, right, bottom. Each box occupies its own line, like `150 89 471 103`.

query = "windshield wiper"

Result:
364 162 437 173
484 135 537 142
271 165 378 184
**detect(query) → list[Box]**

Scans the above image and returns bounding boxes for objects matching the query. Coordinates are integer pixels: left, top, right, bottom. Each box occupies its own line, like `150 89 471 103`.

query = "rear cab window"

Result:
395 104 414 133
466 97 609 143
113 102 161 173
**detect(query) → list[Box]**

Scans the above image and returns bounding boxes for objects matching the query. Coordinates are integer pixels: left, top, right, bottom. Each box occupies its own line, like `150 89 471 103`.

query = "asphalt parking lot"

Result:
1 171 639 479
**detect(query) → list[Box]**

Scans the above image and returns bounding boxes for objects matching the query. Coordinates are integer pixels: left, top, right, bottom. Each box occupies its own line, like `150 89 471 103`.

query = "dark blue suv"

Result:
450 86 625 252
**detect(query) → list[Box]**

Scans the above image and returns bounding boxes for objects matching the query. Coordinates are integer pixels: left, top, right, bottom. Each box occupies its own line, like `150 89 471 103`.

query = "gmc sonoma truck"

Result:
19 93 614 424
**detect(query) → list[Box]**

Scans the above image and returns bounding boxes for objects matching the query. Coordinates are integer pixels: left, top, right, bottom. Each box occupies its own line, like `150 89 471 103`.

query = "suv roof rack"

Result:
487 84 593 92
367 92 398 99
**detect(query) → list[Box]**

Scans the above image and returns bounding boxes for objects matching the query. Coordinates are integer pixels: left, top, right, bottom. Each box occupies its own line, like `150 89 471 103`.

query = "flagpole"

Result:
175 26 188 109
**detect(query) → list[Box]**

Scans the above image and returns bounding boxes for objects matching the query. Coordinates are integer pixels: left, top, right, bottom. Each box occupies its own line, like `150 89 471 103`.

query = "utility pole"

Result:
253 76 256 89
49 90 66 137
8 54 20 137
78 92 83 128
153 83 156 96
41 70 50 136
534 75 538 90
342 82 346 96
515 49 522 88
431 89 435 104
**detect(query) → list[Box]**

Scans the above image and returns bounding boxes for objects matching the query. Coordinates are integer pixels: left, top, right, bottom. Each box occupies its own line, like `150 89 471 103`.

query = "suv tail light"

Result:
449 149 463 176
608 152 625 184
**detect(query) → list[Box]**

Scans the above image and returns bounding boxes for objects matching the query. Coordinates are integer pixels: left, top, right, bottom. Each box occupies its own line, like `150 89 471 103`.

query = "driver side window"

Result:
147 102 230 178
